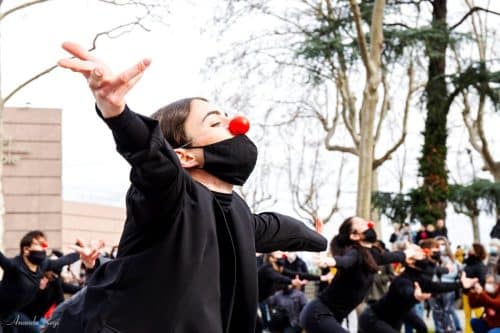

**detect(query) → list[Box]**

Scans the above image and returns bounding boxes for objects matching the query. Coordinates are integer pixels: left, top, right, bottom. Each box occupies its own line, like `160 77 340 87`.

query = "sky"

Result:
1 0 500 247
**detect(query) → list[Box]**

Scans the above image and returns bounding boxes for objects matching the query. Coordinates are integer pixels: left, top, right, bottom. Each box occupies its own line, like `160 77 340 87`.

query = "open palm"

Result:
58 41 151 118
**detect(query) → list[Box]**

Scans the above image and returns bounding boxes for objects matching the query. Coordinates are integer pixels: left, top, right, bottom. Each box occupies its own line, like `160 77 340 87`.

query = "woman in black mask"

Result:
299 216 421 333
54 42 327 333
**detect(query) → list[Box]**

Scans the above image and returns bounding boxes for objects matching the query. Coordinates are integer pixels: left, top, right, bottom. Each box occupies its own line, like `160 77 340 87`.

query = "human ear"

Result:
174 148 202 168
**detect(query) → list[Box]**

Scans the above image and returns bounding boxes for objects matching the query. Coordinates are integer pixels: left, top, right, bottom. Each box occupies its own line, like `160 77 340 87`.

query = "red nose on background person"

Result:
41 241 49 249
228 115 250 135
367 221 374 229
423 248 431 256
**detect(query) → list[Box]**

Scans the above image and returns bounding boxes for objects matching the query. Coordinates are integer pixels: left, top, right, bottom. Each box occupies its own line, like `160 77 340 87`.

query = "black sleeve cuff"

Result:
96 104 134 131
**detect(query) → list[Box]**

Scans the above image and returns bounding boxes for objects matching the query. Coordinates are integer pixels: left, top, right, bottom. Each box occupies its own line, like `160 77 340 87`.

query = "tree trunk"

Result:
415 0 449 225
352 0 385 219
370 168 382 236
471 214 480 243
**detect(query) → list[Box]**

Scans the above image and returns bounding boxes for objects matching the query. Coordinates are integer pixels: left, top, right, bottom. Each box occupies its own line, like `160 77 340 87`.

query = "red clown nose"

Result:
367 221 374 229
423 248 431 256
229 116 250 136
41 241 49 249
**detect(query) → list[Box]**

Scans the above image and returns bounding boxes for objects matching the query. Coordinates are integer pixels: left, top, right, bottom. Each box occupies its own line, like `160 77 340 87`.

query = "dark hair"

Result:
20 230 46 254
472 243 487 261
419 238 438 249
150 97 208 148
330 216 378 273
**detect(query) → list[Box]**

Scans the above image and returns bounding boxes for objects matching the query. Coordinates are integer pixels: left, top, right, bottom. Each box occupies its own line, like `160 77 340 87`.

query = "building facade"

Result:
2 106 124 256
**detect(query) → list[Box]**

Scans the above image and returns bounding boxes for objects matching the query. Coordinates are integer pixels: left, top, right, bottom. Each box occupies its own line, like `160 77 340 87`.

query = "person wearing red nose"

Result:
299 216 422 333
53 42 327 333
0 231 98 329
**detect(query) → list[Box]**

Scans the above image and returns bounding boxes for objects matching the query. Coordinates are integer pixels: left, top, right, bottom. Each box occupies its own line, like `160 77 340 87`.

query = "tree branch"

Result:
324 143 358 155
449 6 500 31
3 13 152 104
3 64 57 105
348 0 371 73
0 0 49 22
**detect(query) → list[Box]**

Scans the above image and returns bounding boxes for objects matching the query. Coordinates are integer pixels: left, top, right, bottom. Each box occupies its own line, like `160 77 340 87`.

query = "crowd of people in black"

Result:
255 218 500 333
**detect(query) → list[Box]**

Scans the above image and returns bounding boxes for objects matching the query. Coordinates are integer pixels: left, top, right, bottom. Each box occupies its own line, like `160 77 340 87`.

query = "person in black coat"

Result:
0 231 95 327
464 243 488 286
299 216 422 333
54 42 327 333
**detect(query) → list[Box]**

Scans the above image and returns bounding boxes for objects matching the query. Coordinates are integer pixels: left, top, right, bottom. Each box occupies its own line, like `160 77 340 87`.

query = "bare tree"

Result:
457 0 500 186
206 0 418 227
0 0 169 250
285 122 345 225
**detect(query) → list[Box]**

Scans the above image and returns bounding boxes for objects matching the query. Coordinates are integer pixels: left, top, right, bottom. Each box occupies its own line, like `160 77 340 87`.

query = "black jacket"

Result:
0 252 79 318
370 266 460 328
56 107 326 333
464 256 487 286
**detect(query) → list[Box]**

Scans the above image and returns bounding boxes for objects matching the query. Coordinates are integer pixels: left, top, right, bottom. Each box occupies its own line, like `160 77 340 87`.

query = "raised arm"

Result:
253 212 327 253
331 247 359 270
45 252 80 272
59 42 186 201
371 248 406 265
0 251 14 271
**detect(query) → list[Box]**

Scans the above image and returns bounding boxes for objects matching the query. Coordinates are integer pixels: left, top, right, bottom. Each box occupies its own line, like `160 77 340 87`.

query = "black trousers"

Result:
299 298 348 333
358 306 428 333
359 307 400 333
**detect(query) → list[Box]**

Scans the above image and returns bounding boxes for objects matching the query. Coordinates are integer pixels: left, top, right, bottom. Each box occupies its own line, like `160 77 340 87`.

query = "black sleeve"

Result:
419 278 460 294
260 266 292 285
394 277 416 303
333 247 359 269
253 213 327 253
0 251 14 271
98 106 185 195
372 249 406 265
45 253 80 272
282 268 320 281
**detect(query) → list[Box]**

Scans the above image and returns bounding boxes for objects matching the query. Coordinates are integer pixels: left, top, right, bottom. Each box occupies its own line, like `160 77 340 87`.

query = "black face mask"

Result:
192 135 258 186
362 228 378 243
27 250 46 265
431 252 441 261
276 258 286 267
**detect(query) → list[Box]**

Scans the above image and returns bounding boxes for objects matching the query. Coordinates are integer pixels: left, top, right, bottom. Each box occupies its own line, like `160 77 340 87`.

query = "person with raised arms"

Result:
53 42 327 333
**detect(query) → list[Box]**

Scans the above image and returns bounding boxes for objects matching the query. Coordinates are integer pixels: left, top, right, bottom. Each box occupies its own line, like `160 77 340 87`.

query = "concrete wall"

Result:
2 107 125 256
3 107 62 256
62 201 125 252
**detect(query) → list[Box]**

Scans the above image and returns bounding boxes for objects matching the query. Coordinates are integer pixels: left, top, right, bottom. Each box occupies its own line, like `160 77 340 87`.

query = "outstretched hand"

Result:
70 239 105 269
58 41 151 118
